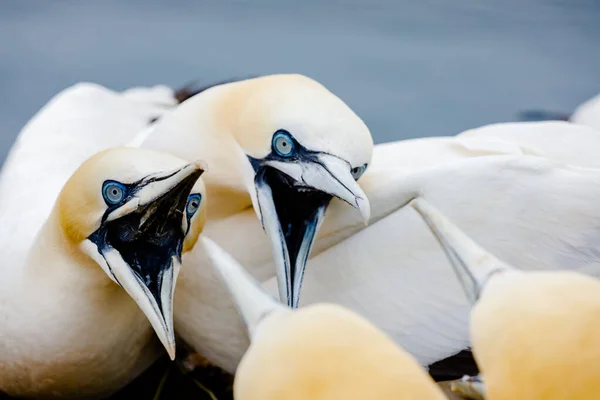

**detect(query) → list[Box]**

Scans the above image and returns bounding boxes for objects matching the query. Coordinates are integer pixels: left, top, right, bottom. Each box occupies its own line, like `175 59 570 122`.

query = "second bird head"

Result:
57 147 207 359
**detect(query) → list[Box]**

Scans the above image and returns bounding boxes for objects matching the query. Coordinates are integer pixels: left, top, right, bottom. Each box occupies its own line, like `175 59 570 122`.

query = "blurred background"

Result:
1 0 599 163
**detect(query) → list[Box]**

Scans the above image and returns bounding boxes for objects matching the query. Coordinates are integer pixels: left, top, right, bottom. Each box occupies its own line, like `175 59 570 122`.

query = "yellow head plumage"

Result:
55 146 207 359
236 304 447 400
410 197 600 400
214 74 373 165
57 147 206 249
472 271 600 400
143 74 373 307
201 237 446 400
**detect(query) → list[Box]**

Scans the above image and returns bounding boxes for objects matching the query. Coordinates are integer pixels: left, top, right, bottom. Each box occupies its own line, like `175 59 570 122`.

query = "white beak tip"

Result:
356 196 371 223
192 159 209 173
165 341 177 360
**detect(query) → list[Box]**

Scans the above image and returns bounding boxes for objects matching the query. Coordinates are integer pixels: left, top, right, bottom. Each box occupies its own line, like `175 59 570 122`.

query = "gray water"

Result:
1 1 599 162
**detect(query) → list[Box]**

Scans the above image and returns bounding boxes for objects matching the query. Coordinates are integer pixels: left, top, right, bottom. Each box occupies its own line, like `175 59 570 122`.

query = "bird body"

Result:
0 212 159 397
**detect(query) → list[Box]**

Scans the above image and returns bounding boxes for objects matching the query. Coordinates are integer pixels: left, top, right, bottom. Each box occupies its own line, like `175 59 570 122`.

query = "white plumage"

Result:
6 79 600 380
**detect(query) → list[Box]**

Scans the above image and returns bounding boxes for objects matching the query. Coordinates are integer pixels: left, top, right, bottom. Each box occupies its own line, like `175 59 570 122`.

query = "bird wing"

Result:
458 121 600 167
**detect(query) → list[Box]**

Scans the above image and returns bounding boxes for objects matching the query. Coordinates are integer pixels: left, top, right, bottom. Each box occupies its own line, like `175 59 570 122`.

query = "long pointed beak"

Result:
410 197 515 303
201 236 287 338
256 153 370 308
104 250 181 359
84 161 205 359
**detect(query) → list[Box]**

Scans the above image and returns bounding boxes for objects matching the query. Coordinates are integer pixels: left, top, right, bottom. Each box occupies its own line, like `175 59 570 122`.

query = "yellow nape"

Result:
472 271 600 400
234 303 446 400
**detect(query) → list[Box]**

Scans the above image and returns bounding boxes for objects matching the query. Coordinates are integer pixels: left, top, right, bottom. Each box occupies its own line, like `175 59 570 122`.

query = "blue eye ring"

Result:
272 130 295 157
186 193 202 217
351 163 368 180
102 181 127 206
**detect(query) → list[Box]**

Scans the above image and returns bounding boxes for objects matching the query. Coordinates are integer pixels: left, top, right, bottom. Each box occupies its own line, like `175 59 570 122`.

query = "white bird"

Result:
411 197 600 400
201 236 447 400
139 74 373 309
0 147 206 398
134 74 600 378
14 78 600 381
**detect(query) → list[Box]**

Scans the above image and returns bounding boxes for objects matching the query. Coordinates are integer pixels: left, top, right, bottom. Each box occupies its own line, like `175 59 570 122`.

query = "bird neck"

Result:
142 85 254 220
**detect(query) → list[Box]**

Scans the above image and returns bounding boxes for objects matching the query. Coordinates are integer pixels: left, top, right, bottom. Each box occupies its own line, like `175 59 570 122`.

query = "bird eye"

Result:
272 130 295 157
102 181 126 205
351 164 368 180
186 194 202 217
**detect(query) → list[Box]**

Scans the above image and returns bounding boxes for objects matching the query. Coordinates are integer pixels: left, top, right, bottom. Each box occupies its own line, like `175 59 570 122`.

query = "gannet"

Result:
411 197 600 400
133 75 600 378
202 236 446 400
0 147 206 398
139 74 372 308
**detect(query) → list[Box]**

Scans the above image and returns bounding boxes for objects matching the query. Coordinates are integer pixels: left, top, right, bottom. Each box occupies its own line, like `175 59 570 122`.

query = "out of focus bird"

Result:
201 236 447 400
411 197 600 400
518 92 600 130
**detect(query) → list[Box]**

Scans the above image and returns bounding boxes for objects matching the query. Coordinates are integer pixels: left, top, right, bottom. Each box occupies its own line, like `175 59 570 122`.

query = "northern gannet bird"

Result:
411 197 600 400
133 75 600 378
0 147 206 398
202 236 446 400
139 74 372 308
